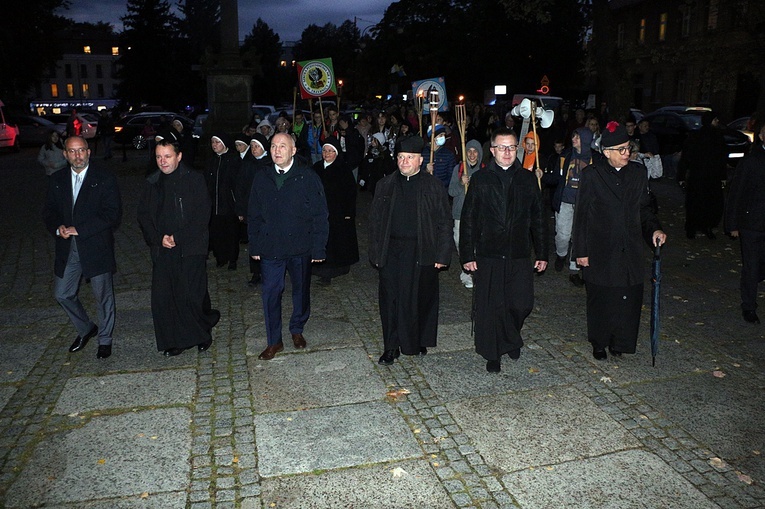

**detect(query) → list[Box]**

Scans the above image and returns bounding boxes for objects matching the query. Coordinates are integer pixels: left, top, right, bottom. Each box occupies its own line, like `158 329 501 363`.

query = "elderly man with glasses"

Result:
459 128 548 373
573 122 666 361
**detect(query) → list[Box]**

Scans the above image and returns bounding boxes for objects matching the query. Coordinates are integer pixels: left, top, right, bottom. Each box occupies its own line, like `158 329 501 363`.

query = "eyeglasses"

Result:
66 148 88 154
492 144 517 152
604 146 632 155
397 154 419 161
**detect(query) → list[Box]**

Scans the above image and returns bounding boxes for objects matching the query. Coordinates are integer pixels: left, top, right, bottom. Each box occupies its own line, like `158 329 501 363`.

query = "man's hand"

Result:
460 174 469 186
426 162 434 174
730 230 739 238
311 259 325 263
58 225 70 239
435 263 446 269
251 255 260 260
534 260 547 272
463 261 477 272
576 257 589 267
652 230 667 247
162 234 176 248
63 226 79 237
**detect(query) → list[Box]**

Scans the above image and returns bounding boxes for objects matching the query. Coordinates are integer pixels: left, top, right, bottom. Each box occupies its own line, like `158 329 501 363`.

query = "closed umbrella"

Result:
650 245 662 367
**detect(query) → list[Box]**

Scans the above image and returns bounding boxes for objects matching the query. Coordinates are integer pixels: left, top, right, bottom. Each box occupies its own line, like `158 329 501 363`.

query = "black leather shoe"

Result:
554 255 565 272
378 349 400 365
592 346 607 360
743 310 760 324
569 273 585 287
608 346 622 357
69 325 98 352
419 347 427 356
508 348 521 360
96 344 112 359
704 229 716 240
198 339 213 352
163 348 185 357
486 360 501 373
247 275 261 287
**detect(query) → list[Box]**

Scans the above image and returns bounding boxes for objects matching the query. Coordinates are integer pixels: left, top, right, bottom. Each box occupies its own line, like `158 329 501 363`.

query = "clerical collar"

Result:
399 169 420 181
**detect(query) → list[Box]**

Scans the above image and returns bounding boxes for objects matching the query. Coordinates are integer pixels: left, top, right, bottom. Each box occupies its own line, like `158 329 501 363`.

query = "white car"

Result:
0 100 20 152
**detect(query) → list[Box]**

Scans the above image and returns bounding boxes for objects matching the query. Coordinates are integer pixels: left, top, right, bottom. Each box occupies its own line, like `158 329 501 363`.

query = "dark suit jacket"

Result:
43 165 122 279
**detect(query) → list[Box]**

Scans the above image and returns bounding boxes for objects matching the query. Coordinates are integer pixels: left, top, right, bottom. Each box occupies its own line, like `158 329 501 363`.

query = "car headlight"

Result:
728 153 744 159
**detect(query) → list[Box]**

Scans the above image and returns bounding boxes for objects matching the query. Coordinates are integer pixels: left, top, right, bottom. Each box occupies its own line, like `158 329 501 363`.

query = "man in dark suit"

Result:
248 133 329 360
43 136 122 359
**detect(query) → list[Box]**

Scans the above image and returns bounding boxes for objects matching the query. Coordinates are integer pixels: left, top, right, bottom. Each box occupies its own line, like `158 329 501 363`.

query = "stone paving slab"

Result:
629 370 765 480
0 386 15 413
68 332 199 375
244 317 362 356
53 369 197 414
0 306 63 327
448 386 641 472
420 347 571 402
6 408 191 507
255 401 422 477
434 322 476 353
0 338 47 383
113 289 152 311
249 348 387 414
260 459 455 508
502 449 720 509
37 492 186 509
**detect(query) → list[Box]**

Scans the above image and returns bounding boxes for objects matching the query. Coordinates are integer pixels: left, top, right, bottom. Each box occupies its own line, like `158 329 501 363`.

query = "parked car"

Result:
728 116 754 143
250 104 276 124
7 115 66 146
113 112 194 148
0 100 20 152
193 113 207 138
641 110 751 163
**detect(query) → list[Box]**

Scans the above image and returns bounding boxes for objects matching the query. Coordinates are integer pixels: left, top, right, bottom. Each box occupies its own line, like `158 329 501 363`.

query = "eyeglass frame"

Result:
603 145 632 155
491 144 518 152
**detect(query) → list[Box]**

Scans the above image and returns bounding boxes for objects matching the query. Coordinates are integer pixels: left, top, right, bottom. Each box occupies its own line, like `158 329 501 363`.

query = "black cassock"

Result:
138 167 220 351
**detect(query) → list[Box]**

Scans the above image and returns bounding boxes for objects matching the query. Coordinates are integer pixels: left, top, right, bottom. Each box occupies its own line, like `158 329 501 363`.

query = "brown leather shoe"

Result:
258 342 284 360
292 333 307 349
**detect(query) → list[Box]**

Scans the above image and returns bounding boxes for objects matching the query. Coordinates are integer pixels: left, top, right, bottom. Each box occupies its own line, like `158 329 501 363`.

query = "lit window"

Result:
112 47 119 56
280 60 286 67
659 13 667 41
84 46 91 54
82 84 89 98
639 18 646 44
66 84 74 98
50 84 59 98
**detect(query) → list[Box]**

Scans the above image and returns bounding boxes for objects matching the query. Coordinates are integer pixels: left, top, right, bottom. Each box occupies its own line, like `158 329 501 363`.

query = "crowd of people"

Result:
42 98 765 370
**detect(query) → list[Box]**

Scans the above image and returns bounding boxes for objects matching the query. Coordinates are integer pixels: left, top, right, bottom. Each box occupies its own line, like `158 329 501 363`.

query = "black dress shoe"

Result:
554 255 565 272
704 229 716 240
198 339 213 352
569 273 585 287
508 348 521 360
69 325 98 352
96 344 112 359
419 347 427 356
592 346 607 360
247 275 261 287
743 310 761 324
486 360 501 373
163 348 185 357
608 346 622 357
378 349 400 365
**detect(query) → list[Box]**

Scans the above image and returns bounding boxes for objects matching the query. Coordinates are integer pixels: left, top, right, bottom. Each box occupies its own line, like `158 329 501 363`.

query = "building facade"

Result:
608 0 763 119
30 26 121 114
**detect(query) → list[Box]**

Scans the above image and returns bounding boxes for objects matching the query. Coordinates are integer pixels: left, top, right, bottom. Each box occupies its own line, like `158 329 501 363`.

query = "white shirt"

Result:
275 159 295 174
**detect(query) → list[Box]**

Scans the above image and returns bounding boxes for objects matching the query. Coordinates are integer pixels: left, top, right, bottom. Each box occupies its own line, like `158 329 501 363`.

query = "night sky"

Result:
57 0 388 43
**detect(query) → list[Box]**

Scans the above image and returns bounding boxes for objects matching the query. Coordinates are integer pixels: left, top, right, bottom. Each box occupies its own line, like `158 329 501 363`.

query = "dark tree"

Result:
117 0 182 109
176 0 221 110
0 0 70 104
241 18 289 104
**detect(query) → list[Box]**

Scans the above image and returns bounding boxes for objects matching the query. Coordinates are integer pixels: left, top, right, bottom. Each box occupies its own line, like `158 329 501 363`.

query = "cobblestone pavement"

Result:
0 146 763 508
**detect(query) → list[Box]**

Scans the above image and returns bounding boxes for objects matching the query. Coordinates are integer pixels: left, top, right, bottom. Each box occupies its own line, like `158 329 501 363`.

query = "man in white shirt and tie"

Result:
43 136 122 359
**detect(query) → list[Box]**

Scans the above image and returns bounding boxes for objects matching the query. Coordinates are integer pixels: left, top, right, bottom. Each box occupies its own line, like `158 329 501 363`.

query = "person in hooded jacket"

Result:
449 139 484 288
257 118 275 141
542 126 596 287
205 133 241 270
359 133 394 196
312 137 359 285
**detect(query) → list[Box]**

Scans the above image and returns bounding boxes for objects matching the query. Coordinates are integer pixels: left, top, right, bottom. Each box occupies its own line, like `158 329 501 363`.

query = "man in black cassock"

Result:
137 139 220 356
369 135 452 365
573 122 666 360
460 128 549 373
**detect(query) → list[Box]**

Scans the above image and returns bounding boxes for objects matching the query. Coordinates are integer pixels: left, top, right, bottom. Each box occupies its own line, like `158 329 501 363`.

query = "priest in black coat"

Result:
573 122 666 360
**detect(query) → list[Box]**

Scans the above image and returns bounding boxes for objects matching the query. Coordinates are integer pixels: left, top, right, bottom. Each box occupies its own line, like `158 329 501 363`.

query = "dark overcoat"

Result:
313 159 359 267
